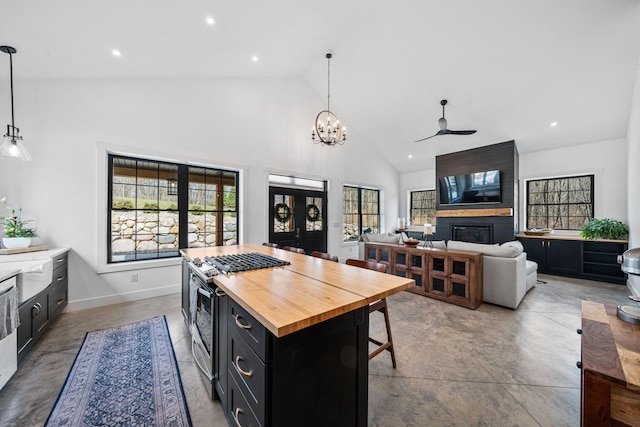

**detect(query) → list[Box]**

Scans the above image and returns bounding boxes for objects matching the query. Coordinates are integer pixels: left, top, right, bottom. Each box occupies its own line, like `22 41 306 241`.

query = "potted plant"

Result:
1 197 38 249
580 218 629 240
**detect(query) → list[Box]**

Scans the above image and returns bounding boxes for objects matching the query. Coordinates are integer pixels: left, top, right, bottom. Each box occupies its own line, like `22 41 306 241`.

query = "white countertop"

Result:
0 247 70 263
0 268 20 284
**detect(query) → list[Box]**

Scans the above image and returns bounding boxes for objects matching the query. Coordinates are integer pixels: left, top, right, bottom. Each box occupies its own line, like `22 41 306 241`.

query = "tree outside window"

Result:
526 175 593 230
343 186 380 242
410 189 436 226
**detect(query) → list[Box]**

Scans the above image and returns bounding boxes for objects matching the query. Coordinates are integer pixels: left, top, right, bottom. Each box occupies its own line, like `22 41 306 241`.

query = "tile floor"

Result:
0 273 633 427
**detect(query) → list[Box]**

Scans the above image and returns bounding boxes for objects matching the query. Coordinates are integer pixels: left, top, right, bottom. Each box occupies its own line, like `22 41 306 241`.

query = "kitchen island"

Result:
181 244 414 427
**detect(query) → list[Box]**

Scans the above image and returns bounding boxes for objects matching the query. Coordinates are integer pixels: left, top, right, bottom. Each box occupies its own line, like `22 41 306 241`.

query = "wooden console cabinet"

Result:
579 301 640 426
364 242 483 309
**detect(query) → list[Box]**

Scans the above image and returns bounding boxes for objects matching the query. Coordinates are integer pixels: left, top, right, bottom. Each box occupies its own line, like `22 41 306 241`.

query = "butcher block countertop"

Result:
181 244 414 337
581 300 640 391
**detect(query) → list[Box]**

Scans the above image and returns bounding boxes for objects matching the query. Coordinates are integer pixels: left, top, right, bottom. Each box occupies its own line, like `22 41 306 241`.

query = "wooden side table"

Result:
579 301 640 426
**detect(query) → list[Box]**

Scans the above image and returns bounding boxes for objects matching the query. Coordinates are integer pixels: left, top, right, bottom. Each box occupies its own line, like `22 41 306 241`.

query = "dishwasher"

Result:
0 274 19 391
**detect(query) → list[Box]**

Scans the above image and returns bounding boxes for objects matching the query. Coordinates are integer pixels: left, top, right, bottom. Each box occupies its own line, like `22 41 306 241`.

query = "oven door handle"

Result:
197 285 212 299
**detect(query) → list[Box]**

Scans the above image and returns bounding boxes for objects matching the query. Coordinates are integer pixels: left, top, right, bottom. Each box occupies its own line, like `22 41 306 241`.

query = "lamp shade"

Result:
0 135 32 161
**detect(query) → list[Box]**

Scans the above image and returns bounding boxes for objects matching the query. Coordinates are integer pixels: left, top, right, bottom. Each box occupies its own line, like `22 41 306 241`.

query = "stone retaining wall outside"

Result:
111 210 237 254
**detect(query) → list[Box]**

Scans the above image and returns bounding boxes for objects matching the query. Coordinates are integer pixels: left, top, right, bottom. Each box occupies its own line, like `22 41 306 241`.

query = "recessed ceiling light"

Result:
408 154 413 159
205 16 215 26
112 50 122 57
252 56 259 62
550 121 558 127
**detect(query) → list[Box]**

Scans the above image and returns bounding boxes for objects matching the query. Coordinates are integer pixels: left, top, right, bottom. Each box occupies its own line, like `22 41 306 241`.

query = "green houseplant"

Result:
580 218 629 240
1 197 38 249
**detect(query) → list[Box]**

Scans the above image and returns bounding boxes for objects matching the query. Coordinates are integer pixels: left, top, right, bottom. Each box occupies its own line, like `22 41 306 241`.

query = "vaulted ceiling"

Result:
1 0 639 173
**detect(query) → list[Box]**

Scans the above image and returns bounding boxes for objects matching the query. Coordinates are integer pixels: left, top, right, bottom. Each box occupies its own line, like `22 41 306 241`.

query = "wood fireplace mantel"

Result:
435 208 513 218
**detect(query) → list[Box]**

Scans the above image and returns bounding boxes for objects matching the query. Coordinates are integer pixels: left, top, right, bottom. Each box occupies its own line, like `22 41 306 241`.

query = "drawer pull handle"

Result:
234 314 251 330
214 288 226 297
57 298 65 306
56 276 65 282
235 355 253 377
56 258 65 263
233 408 242 427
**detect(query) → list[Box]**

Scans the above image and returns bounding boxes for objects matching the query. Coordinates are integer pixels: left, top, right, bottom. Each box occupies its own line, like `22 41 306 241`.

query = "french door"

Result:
268 186 327 254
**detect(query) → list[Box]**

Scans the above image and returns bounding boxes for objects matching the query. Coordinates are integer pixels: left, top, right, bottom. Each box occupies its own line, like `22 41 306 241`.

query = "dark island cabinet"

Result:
225 298 368 427
518 236 627 284
17 251 69 364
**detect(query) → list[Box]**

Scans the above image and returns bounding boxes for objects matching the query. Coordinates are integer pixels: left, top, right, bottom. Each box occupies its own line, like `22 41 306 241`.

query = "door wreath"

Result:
306 204 320 222
274 203 291 223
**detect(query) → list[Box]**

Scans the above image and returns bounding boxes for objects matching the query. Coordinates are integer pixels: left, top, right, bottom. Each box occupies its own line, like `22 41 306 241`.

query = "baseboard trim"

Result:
65 284 181 311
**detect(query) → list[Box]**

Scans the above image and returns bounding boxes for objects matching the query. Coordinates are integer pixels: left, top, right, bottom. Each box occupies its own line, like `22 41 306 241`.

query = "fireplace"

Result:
451 225 493 243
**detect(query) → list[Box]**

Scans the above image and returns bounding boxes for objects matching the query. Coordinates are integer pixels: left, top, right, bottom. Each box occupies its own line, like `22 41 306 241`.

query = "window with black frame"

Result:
526 175 593 230
108 154 239 263
410 189 436 226
343 185 380 242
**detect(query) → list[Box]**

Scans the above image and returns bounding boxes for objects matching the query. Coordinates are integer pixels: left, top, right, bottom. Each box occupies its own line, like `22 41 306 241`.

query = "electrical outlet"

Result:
131 273 138 282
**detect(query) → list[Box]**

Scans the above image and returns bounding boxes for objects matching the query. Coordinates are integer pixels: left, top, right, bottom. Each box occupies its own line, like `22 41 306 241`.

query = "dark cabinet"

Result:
17 250 69 364
519 237 580 275
518 237 627 284
50 252 68 324
224 298 368 427
181 259 191 327
214 286 228 407
581 241 628 284
17 288 49 359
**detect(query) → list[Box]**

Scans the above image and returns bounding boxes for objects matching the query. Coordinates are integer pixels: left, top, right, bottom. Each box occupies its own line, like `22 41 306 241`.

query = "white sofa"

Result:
447 240 537 309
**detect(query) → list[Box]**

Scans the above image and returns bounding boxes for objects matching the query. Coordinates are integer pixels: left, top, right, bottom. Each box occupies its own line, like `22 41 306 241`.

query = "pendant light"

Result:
311 52 347 146
0 45 31 161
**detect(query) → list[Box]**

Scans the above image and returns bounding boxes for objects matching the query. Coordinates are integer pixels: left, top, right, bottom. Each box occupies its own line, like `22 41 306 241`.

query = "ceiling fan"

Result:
415 99 477 142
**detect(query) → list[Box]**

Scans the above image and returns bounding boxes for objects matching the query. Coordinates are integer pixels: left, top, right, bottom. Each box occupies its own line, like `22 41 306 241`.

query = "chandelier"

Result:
0 45 31 161
312 52 346 146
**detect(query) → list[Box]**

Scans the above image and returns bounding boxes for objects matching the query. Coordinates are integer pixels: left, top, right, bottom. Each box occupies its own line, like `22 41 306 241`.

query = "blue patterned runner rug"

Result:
45 316 192 426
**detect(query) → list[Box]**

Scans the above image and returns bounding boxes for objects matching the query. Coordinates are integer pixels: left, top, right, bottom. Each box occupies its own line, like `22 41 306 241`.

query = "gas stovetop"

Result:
191 252 290 281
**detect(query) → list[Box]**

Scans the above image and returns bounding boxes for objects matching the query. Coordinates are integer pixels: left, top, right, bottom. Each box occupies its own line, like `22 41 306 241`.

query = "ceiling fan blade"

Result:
448 130 477 135
414 134 438 143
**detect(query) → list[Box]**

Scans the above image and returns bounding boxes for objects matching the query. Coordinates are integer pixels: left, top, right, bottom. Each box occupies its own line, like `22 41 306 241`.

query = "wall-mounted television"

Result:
438 169 501 205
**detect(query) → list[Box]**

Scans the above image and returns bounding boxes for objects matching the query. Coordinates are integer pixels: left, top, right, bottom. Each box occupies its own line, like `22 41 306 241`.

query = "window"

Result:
410 189 436 226
526 175 593 230
108 155 239 263
343 186 380 242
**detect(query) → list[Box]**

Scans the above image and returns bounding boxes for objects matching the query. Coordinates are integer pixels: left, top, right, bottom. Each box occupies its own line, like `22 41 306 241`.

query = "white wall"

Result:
0 76 399 309
519 138 628 230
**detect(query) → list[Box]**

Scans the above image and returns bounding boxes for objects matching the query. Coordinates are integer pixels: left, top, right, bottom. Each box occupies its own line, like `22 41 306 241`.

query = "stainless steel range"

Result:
187 252 290 400
189 252 291 282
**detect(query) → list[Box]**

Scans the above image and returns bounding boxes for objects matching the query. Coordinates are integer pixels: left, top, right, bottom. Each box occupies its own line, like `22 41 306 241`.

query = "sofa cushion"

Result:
501 240 524 256
447 240 520 258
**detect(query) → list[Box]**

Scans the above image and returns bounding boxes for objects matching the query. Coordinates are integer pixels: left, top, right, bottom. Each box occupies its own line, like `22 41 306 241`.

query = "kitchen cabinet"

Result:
181 259 191 327
214 286 228 408
17 288 49 359
226 297 368 427
49 252 68 323
518 236 627 284
16 250 69 364
519 237 581 276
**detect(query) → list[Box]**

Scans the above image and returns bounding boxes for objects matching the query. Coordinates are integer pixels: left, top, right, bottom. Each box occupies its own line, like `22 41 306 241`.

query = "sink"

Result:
14 259 53 303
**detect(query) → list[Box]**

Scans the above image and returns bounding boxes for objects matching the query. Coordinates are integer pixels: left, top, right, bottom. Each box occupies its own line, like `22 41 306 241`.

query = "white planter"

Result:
2 237 32 249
